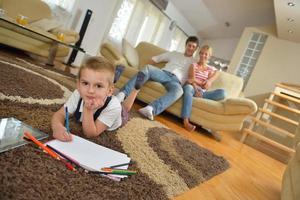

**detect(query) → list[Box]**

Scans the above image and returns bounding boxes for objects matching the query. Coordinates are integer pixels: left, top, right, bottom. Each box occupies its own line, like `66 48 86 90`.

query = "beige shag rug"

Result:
0 49 229 200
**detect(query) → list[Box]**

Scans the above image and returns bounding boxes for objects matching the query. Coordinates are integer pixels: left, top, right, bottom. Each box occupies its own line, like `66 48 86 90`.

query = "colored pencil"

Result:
24 132 75 171
109 161 134 168
24 132 60 160
46 144 80 167
100 168 137 175
65 106 70 134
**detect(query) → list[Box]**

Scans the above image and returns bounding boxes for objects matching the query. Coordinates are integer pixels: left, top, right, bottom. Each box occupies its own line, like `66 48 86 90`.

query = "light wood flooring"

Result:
133 104 286 200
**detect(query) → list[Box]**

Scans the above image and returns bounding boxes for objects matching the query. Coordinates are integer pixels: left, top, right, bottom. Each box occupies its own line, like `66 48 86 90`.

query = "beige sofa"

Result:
100 41 257 134
0 0 79 59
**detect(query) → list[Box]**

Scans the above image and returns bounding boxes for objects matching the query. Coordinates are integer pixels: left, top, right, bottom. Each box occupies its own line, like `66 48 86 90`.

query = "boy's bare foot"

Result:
183 120 196 132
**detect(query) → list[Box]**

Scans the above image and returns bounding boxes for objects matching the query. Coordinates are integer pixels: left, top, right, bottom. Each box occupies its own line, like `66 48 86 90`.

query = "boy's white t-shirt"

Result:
152 51 196 84
64 90 122 131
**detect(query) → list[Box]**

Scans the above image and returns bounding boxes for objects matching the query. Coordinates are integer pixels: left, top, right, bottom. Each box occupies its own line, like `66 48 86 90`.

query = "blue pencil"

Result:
65 106 70 134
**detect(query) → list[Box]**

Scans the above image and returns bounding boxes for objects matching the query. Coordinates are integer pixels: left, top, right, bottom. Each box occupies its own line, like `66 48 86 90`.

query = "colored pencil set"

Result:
23 132 136 176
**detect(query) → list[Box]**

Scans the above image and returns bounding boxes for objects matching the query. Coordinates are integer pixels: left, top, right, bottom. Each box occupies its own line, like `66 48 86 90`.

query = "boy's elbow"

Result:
83 130 103 138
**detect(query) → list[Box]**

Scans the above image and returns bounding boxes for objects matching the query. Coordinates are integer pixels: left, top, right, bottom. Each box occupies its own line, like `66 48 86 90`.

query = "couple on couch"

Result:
116 36 225 131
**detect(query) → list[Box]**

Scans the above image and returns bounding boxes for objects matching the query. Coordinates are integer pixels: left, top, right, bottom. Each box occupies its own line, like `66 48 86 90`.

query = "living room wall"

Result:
68 0 197 66
66 0 118 66
228 26 300 98
200 38 239 61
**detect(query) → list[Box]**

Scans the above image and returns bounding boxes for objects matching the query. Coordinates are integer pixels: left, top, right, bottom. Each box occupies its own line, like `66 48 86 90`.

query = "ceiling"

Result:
170 0 300 43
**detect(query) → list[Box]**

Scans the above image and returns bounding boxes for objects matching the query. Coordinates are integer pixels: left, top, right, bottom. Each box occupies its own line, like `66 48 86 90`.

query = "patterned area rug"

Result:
0 52 229 200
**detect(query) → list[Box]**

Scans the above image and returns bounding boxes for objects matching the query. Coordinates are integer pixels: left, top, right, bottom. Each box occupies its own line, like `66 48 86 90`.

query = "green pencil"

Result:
100 168 137 175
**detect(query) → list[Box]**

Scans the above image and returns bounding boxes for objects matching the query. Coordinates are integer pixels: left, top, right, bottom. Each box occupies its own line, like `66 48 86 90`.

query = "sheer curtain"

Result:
42 0 76 12
42 0 76 27
106 0 187 51
168 27 188 52
125 0 169 46
107 0 136 48
106 0 169 48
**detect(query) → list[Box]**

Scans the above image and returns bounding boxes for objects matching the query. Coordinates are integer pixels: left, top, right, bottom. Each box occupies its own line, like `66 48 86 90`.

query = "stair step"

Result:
251 117 295 138
276 83 300 95
243 128 295 154
265 99 300 115
272 92 300 104
259 108 298 126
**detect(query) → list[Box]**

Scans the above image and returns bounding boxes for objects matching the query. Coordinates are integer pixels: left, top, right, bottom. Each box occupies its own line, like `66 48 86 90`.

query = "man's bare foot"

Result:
183 121 196 132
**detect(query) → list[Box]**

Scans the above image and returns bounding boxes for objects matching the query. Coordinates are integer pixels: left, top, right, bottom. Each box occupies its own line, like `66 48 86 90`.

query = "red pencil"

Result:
24 132 60 160
24 132 76 171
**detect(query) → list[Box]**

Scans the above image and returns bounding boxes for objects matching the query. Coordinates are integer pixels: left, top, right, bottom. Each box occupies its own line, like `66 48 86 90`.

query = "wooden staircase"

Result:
241 83 300 154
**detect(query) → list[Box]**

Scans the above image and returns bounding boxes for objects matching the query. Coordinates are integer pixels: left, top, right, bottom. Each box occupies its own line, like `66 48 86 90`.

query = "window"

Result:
168 27 187 52
107 0 135 45
106 0 187 51
235 33 267 90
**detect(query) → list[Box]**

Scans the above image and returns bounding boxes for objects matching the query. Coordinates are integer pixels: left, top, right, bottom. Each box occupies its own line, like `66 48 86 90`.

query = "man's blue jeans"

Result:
120 65 183 115
181 84 226 118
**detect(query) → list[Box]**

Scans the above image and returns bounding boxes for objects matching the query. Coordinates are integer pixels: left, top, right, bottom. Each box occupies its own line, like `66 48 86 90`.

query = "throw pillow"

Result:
122 39 139 68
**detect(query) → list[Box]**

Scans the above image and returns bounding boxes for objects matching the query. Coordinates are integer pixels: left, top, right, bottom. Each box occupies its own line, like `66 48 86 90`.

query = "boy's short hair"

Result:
185 36 199 47
78 56 115 85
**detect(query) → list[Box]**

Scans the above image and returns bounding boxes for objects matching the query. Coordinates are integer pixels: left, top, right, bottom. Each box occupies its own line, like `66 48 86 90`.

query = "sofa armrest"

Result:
49 28 80 44
100 42 129 66
224 98 257 115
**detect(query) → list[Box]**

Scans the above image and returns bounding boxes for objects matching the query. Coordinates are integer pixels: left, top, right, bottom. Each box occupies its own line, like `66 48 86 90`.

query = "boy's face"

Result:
77 68 114 109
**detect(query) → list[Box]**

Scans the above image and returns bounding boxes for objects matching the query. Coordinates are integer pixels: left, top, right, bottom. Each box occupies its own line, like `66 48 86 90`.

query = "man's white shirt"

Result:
152 51 197 84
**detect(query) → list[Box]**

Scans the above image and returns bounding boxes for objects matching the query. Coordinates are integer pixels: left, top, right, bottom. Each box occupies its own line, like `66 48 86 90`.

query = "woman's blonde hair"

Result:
200 45 213 56
78 56 115 85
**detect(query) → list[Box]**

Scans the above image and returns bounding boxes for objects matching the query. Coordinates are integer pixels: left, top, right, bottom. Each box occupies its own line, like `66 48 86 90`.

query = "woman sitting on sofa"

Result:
181 45 226 131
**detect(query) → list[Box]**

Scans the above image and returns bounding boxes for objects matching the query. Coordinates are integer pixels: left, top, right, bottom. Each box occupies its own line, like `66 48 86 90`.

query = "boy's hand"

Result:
53 125 72 142
84 98 104 110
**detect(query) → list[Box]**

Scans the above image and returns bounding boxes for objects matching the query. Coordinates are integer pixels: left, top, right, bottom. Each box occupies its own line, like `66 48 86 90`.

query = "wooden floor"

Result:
133 104 287 200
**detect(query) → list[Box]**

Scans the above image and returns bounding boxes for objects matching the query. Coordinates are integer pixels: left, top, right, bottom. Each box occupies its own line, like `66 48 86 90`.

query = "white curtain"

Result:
42 0 76 12
168 27 187 52
106 0 187 51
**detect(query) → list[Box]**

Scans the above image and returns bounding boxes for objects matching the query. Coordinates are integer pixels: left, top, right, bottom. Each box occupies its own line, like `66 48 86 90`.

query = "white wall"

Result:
164 2 197 36
229 26 300 97
67 0 197 67
67 0 119 66
200 38 240 60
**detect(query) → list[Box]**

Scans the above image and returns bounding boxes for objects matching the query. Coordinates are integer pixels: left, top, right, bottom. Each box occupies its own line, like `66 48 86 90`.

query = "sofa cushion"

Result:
135 42 167 69
210 71 243 98
122 39 139 68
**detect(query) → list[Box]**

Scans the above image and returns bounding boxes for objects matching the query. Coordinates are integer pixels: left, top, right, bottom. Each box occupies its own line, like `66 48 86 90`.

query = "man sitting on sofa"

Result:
116 36 199 120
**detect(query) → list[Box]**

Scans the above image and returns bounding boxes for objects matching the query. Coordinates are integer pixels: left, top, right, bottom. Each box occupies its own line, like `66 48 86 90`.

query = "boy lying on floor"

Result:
51 56 145 142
